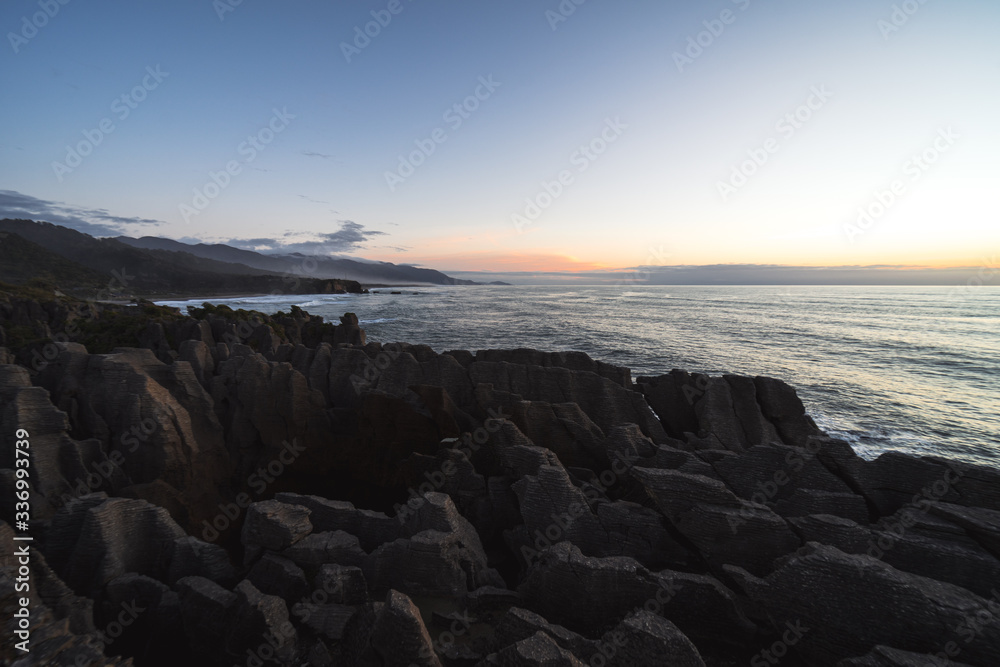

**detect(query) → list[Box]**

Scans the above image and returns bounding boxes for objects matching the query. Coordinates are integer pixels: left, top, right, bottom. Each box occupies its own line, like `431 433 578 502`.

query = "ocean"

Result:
157 285 1000 468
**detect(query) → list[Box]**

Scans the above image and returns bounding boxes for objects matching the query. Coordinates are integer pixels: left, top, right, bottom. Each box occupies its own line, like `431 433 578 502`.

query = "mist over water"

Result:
159 285 1000 467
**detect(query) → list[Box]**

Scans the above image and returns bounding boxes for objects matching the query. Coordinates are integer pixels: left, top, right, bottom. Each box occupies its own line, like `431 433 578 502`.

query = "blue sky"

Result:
1 0 998 277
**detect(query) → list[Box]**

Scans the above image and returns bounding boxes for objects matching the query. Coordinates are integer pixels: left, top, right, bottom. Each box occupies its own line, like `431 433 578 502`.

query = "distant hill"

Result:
116 235 486 285
0 232 108 289
0 219 363 297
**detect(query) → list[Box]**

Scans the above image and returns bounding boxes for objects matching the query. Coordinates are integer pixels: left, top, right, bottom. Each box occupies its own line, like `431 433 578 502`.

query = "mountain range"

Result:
0 218 502 297
113 234 494 285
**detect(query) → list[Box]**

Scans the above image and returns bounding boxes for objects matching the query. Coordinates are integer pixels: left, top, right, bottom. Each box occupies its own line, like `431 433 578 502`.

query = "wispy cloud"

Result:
225 220 386 255
298 194 329 204
0 189 164 236
301 150 336 160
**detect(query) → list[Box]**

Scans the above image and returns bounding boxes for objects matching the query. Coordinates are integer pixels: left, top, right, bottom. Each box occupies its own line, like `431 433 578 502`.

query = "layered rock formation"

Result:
1 299 998 666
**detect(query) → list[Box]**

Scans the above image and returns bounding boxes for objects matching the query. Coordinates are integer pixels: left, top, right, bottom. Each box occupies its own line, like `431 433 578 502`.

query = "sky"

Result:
1 0 998 281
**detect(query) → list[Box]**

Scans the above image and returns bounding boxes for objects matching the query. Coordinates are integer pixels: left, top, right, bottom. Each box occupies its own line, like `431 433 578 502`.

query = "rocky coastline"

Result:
1 293 999 666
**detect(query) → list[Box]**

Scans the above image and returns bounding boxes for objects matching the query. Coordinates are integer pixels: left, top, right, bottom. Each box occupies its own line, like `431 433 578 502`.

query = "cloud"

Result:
224 237 279 249
298 194 329 204
0 190 165 237
301 151 336 160
225 220 386 255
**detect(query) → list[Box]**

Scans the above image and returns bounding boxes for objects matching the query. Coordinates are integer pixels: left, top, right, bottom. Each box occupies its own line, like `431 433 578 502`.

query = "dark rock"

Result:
493 606 598 660
519 542 754 650
61 497 186 597
469 361 668 443
604 610 705 667
512 465 688 569
275 492 399 552
280 530 367 571
177 576 237 663
246 553 310 602
836 645 976 666
241 499 312 563
773 488 870 524
43 492 109 576
291 602 357 642
227 579 299 665
464 585 521 614
729 542 1000 665
101 572 184 663
927 502 1000 559
631 466 800 575
788 514 873 554
365 527 500 598
711 442 857 503
166 535 236 586
752 376 823 447
484 631 587 666
822 450 1000 518
178 339 214 387
400 446 488 523
369 589 442 667
474 349 632 388
603 424 658 461
635 370 703 441
34 346 232 530
648 444 720 478
314 564 369 606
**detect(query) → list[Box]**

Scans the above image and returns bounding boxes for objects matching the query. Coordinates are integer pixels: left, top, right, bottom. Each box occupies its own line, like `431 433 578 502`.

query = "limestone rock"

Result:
492 607 597 660
280 530 367 571
519 542 754 649
177 575 237 663
603 610 705 667
275 492 400 552
61 498 186 597
241 499 312 563
314 564 369 606
226 580 299 665
369 589 442 667
729 542 1000 665
631 466 800 575
246 553 310 603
